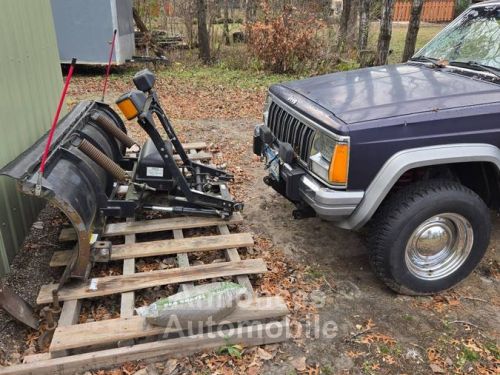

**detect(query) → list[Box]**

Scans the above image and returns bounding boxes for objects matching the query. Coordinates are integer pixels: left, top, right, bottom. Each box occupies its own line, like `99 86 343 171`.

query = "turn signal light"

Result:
116 97 139 120
116 90 147 120
329 143 349 185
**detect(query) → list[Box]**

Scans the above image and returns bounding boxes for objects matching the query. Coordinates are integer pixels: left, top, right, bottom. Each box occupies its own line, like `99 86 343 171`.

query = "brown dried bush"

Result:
247 3 322 73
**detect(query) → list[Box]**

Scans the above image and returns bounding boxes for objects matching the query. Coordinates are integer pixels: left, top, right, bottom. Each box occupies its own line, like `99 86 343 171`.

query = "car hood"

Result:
282 64 500 125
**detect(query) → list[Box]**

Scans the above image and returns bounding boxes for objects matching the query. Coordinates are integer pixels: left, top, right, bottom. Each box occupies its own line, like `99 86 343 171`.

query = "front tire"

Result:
368 180 491 295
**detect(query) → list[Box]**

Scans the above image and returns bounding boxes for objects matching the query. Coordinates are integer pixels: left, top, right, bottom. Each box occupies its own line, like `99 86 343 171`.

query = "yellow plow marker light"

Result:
329 143 349 185
116 97 139 120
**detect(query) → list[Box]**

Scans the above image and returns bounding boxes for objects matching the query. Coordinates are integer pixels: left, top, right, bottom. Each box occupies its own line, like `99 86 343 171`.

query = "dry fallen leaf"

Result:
290 356 307 372
430 363 445 373
360 333 396 346
247 367 261 375
257 347 274 361
163 359 178 375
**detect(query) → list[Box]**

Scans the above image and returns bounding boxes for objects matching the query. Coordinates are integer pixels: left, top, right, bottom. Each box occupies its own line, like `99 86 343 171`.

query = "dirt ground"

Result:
179 119 500 375
0 72 498 374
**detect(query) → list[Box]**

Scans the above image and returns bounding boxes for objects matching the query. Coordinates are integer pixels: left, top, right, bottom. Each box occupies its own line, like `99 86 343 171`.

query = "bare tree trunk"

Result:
245 0 257 23
223 0 231 45
197 0 211 64
347 0 360 46
336 0 351 53
375 0 395 65
133 6 164 57
358 0 370 52
402 0 424 62
133 7 148 33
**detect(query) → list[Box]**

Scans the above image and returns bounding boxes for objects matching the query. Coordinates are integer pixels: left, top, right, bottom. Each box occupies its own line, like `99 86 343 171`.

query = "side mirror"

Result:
133 69 156 92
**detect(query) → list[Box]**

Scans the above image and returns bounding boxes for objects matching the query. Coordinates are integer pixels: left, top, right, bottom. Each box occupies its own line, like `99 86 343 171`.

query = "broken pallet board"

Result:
50 232 254 267
38 259 267 303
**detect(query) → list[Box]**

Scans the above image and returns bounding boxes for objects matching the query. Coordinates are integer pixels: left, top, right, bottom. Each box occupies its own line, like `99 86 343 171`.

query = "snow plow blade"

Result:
0 100 128 284
0 282 38 329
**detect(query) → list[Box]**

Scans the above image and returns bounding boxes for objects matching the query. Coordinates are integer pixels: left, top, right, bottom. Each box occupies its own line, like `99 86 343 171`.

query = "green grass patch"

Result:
216 339 243 358
158 63 298 89
369 23 444 64
306 267 325 279
485 342 500 360
458 346 481 366
320 364 334 375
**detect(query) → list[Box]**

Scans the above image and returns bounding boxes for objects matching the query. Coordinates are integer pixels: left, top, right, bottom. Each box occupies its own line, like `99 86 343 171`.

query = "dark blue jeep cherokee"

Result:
254 1 500 294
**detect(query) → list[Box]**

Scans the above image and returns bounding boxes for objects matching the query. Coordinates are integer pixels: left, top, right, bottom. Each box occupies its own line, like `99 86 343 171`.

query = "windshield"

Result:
415 5 500 70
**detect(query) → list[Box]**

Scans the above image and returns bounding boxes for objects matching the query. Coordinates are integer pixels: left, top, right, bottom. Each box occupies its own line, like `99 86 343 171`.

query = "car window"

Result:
416 6 500 69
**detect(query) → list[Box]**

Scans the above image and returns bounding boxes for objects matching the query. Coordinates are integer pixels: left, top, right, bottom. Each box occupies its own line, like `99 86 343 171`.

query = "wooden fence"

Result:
393 0 455 22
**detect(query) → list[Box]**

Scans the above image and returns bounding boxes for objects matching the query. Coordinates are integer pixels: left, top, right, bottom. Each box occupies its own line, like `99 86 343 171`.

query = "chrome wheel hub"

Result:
405 213 473 280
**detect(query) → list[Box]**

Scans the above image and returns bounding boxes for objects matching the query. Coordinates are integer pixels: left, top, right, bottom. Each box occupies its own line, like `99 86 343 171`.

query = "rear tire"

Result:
368 180 491 295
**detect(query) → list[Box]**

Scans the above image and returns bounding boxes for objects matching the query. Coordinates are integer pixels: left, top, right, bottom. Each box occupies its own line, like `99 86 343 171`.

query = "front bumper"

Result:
299 175 364 220
254 125 364 221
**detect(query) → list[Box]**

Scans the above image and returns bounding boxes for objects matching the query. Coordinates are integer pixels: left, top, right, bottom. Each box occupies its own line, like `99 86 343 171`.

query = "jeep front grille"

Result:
267 101 315 162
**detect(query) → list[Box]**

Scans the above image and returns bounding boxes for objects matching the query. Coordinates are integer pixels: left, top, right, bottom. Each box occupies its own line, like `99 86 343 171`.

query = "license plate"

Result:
265 148 280 181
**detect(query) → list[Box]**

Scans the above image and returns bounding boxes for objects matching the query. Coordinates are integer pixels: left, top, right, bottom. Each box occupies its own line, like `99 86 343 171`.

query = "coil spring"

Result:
91 112 136 148
78 139 129 182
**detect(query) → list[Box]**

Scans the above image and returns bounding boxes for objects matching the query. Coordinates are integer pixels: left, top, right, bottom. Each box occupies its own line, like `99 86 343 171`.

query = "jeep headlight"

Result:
263 94 272 125
309 132 349 187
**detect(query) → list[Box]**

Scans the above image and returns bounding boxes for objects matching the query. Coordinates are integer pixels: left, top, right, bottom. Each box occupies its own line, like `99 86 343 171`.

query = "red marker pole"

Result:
36 58 77 195
101 29 117 102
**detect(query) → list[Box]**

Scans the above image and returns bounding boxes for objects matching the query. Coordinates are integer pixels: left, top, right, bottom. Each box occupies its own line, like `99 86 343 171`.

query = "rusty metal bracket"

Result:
50 289 62 315
38 306 57 350
91 241 112 263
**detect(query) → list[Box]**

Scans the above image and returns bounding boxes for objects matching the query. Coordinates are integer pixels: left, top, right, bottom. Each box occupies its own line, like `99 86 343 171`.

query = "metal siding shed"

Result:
51 0 135 65
0 0 63 275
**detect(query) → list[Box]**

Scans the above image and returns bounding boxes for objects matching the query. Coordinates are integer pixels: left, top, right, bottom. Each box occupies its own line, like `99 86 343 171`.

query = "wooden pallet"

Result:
2 143 289 375
125 141 213 166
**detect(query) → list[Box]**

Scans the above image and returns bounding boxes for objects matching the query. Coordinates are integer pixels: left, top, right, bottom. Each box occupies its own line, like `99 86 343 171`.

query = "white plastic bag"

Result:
135 281 247 327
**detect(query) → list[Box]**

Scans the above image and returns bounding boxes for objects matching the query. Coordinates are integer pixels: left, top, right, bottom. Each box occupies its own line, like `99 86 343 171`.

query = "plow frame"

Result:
135 91 243 214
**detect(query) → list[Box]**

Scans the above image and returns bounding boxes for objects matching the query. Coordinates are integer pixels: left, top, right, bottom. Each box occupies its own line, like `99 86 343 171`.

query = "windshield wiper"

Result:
448 61 500 80
409 55 441 67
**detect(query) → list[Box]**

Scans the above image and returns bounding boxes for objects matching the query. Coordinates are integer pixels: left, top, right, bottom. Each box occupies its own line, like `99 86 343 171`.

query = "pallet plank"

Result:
173 151 212 162
174 229 193 292
50 296 287 352
1 321 288 375
181 141 207 151
50 245 83 357
22 353 51 364
50 299 82 358
120 218 136 319
219 225 254 293
104 212 242 237
50 233 254 267
59 213 243 242
58 228 77 242
38 259 267 304
219 184 254 293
